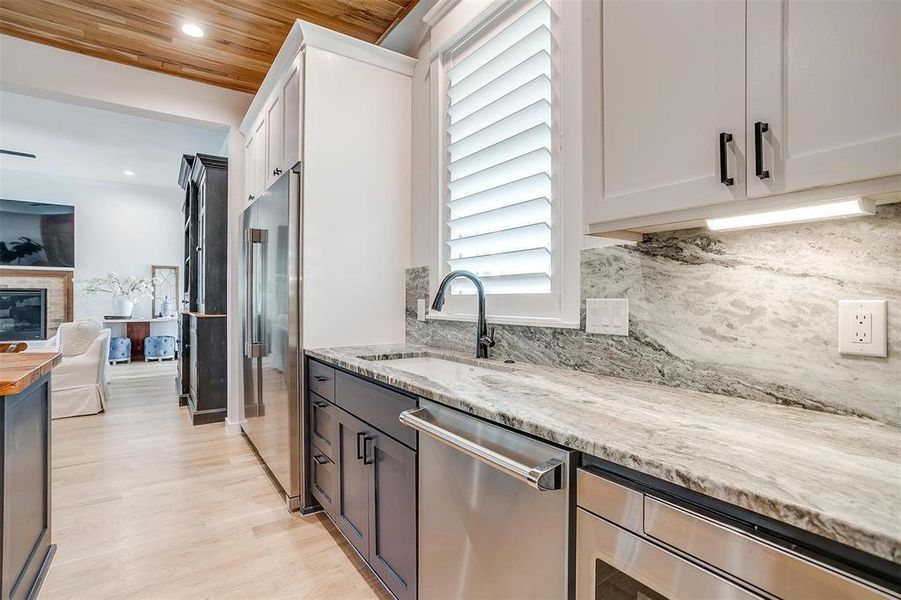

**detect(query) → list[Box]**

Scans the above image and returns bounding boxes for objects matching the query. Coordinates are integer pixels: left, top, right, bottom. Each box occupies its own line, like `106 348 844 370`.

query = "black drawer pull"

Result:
719 132 734 186
363 436 375 465
754 121 770 180
313 375 329 382
313 454 330 465
312 400 328 408
357 431 366 460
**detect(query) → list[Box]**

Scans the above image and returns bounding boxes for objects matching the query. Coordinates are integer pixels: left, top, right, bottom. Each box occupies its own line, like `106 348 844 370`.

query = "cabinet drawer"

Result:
308 360 335 401
310 392 337 461
310 444 337 518
335 371 417 449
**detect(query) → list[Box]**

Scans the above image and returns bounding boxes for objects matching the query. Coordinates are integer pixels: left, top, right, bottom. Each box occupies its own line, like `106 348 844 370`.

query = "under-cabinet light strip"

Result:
706 197 875 231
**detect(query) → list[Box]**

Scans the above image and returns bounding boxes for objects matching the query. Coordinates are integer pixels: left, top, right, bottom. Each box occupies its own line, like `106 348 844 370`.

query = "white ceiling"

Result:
0 90 228 188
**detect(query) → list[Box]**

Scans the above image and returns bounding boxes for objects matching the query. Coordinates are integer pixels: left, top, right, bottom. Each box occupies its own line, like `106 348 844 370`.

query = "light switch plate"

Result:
417 299 426 322
838 299 887 357
586 298 629 336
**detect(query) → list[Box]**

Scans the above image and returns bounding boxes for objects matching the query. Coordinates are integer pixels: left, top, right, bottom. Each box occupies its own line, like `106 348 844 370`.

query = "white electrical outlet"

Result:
586 298 629 336
838 299 887 357
417 299 426 322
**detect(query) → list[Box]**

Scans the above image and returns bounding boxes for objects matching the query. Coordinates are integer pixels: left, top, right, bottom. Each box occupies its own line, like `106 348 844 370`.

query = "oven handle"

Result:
400 407 563 491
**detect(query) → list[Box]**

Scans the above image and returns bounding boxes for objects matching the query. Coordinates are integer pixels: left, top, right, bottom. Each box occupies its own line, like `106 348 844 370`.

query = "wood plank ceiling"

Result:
0 0 419 94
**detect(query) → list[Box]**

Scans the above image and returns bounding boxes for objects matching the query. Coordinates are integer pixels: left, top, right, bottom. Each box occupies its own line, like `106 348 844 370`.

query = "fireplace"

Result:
0 288 47 341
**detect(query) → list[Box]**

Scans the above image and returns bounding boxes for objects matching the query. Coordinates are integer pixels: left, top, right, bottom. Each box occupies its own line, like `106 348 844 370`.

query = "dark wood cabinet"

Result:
177 154 228 424
185 315 227 425
306 359 417 600
178 154 228 316
1 374 55 600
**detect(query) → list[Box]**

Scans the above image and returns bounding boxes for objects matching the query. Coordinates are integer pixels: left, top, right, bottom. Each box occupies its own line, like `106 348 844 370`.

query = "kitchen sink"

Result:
366 355 513 381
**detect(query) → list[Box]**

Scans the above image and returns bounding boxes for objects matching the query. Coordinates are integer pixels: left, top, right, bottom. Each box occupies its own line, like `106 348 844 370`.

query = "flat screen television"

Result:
0 199 75 268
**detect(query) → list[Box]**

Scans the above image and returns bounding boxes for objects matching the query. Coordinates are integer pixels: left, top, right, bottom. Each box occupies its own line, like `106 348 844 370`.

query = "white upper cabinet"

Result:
253 118 267 197
265 92 284 187
282 56 303 170
243 118 267 203
586 0 901 232
244 132 255 203
587 0 746 224
746 0 901 198
244 54 304 202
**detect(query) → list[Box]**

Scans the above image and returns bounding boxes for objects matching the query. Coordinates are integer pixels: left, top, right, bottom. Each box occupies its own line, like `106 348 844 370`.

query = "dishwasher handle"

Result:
400 407 564 491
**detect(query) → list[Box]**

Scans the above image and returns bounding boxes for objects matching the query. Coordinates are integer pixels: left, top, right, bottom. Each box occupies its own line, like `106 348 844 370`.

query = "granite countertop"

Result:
307 343 901 564
0 352 61 396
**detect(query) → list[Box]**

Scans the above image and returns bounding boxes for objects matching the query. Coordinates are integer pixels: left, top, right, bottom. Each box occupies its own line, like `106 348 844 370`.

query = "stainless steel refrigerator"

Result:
240 163 305 510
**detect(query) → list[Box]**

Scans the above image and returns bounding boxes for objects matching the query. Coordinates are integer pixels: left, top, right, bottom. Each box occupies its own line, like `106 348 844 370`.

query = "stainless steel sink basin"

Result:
366 355 513 380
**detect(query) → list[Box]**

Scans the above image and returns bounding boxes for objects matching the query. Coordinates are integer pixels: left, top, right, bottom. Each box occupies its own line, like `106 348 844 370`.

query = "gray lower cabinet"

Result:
368 431 416 600
335 409 372 560
307 359 417 600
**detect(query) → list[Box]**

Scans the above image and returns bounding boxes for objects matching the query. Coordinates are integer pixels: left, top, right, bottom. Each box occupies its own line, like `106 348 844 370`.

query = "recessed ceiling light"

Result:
124 170 135 176
706 197 875 231
181 23 204 38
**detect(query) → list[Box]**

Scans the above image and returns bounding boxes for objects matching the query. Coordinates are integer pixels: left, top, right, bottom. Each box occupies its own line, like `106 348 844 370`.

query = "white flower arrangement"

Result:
82 273 158 303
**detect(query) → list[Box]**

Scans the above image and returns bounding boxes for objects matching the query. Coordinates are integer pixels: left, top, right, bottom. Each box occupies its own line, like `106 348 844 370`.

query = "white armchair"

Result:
41 319 112 419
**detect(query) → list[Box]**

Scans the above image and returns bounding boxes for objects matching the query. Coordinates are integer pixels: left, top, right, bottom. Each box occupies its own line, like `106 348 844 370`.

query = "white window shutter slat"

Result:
443 1 554 297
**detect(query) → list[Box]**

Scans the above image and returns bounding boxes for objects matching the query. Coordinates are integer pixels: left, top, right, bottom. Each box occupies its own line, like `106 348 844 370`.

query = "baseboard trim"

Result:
225 417 244 434
186 394 226 426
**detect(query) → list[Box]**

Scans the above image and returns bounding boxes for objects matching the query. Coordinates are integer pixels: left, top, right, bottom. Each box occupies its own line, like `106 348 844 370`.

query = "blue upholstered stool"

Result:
109 337 131 364
144 335 176 361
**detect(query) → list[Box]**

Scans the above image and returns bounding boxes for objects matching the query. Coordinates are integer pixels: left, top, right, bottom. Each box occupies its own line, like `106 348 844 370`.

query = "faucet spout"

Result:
431 270 495 359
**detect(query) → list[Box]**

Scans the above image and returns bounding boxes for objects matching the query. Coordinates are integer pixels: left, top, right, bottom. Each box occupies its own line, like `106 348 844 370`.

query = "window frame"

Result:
427 0 582 328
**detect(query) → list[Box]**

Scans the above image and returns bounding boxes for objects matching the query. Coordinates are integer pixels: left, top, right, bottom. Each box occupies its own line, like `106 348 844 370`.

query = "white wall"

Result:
1 34 252 430
0 171 184 335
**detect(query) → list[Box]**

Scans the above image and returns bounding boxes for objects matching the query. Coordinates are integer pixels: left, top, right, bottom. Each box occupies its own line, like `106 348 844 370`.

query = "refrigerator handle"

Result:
244 228 268 358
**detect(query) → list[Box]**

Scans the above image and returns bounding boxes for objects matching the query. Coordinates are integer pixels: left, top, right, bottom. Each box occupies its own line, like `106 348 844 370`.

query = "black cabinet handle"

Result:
313 454 330 465
363 436 374 465
314 375 329 382
273 168 283 176
356 431 366 460
248 194 254 201
754 121 770 180
719 132 734 186
312 400 328 408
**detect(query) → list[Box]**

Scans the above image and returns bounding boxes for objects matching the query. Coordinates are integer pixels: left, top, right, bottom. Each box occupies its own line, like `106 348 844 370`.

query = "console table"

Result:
102 317 177 362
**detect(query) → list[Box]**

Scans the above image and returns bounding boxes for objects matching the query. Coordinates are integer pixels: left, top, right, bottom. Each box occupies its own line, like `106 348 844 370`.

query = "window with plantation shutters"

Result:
441 0 556 305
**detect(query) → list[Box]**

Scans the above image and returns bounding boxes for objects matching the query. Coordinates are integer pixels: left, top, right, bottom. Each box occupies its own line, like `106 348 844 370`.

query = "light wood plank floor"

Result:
41 361 388 599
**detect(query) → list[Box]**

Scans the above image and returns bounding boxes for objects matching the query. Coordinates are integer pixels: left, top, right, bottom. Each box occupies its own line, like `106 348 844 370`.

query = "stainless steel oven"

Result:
576 467 897 600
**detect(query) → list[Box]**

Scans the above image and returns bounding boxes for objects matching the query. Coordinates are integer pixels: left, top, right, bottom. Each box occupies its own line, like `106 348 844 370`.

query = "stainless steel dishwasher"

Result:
400 399 574 599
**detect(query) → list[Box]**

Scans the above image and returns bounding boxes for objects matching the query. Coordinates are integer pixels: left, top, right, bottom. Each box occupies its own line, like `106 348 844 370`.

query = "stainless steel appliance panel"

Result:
643 497 896 600
409 399 572 599
576 467 897 600
576 508 758 600
241 165 303 506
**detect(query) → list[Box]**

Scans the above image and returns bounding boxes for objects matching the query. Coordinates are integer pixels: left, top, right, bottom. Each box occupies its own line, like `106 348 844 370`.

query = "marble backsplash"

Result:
406 204 901 427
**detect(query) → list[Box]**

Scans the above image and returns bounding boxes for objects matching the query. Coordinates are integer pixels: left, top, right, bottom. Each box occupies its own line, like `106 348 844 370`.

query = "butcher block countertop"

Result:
0 352 61 396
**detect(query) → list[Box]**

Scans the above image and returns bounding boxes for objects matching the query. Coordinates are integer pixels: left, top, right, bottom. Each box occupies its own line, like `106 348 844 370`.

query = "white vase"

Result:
111 297 135 318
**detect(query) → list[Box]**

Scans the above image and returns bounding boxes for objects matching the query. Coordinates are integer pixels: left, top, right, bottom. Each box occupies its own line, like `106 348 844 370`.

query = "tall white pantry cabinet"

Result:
239 19 415 350
585 0 901 233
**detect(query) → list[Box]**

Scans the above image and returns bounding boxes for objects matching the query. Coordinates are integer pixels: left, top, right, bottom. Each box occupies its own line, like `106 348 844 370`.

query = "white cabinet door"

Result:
282 55 303 168
244 132 257 203
253 117 267 196
266 93 284 187
747 0 901 198
587 0 746 225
